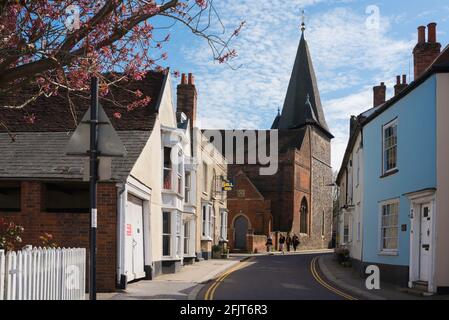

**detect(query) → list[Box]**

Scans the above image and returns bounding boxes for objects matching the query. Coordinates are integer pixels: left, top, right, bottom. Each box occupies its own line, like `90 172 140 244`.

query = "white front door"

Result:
419 204 432 282
125 194 145 282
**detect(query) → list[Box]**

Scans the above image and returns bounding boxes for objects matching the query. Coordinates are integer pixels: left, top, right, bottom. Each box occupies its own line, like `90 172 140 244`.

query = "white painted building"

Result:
336 116 365 268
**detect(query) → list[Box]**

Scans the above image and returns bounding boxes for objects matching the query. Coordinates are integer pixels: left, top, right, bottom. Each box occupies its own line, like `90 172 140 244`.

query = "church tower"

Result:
274 17 334 248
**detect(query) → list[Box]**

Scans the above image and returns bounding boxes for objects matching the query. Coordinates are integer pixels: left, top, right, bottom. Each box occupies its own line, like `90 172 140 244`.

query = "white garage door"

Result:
125 194 146 282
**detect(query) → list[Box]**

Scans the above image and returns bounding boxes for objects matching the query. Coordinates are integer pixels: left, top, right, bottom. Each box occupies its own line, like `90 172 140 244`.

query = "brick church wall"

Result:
306 128 333 250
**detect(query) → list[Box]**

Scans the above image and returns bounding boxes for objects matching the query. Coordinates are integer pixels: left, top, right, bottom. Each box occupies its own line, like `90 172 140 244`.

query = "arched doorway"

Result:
234 216 249 250
300 198 309 234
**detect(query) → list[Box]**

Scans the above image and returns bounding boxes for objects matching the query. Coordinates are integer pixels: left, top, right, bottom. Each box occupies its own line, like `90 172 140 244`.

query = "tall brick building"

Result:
222 26 334 252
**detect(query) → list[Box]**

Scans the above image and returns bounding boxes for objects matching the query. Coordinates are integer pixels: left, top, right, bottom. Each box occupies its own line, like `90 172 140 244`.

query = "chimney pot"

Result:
373 82 386 107
181 73 187 85
177 72 197 128
418 26 426 44
428 22 437 43
414 23 441 80
394 75 408 96
188 73 194 85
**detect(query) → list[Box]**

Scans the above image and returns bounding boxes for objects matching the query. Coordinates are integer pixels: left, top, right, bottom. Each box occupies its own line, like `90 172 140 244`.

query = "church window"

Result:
300 197 309 234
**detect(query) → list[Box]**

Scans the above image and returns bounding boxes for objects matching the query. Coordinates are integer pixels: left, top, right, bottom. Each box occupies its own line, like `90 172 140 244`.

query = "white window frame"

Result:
177 150 184 195
356 149 360 187
382 119 398 175
343 212 350 244
220 210 228 241
203 162 208 195
201 203 213 240
183 221 190 255
185 171 191 204
209 207 215 241
163 147 173 191
175 212 182 257
379 199 400 254
162 211 172 257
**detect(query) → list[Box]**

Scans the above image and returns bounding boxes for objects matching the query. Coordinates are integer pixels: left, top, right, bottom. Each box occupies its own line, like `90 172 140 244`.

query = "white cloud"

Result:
184 1 416 171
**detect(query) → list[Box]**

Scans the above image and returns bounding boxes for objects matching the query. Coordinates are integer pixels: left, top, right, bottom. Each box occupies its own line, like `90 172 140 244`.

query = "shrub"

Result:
39 232 58 249
0 218 24 251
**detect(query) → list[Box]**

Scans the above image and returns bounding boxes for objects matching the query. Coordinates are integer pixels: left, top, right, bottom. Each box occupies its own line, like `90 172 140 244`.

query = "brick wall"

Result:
247 234 268 254
0 181 118 292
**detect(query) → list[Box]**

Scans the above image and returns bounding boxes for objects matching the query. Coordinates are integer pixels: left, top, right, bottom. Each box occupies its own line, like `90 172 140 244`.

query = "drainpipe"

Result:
116 183 127 289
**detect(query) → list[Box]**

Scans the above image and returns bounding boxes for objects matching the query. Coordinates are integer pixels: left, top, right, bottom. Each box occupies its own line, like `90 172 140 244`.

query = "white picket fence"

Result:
0 247 86 300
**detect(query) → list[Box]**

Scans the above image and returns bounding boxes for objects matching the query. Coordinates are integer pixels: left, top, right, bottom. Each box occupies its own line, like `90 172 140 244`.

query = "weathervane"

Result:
301 9 306 32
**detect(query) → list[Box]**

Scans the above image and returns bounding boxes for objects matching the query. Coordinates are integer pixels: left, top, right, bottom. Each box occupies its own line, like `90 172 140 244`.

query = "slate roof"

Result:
0 131 151 182
275 31 331 137
0 71 166 182
0 71 165 133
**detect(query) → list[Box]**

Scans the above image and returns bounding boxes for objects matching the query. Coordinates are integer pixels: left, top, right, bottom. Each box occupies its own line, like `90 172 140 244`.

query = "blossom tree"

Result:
0 0 244 123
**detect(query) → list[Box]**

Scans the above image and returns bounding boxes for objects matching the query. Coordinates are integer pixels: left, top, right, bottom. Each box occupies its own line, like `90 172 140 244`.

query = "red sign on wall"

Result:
126 224 132 236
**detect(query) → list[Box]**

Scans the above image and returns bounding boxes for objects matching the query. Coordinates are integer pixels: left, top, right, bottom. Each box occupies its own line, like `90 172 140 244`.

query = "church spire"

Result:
274 16 332 137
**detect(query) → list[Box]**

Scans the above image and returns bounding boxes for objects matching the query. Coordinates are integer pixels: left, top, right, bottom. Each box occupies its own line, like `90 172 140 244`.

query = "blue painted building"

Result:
339 22 449 293
362 75 437 285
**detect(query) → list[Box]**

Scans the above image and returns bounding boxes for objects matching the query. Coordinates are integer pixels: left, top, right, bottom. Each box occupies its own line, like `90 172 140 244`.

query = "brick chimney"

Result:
413 23 441 80
394 75 408 96
373 82 386 107
177 73 197 127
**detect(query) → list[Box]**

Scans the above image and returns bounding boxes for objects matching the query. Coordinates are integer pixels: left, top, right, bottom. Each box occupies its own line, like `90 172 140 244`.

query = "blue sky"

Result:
156 0 449 170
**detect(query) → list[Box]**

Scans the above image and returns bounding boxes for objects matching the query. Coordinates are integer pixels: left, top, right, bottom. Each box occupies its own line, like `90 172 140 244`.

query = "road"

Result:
200 253 358 300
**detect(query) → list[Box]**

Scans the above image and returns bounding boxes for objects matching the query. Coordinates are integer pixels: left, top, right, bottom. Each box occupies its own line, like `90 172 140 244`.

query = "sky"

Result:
156 0 449 171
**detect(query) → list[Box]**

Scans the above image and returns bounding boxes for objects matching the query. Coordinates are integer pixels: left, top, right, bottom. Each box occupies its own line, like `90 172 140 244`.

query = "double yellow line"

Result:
310 256 358 300
204 258 254 300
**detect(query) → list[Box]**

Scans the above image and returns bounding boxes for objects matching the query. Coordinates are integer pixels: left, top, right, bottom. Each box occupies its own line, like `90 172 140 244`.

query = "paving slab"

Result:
98 258 241 300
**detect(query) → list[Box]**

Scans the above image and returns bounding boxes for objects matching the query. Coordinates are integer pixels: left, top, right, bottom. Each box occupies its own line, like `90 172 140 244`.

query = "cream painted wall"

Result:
158 74 176 128
128 74 176 264
351 134 363 262
193 129 228 253
436 73 449 287
130 120 164 263
337 132 363 262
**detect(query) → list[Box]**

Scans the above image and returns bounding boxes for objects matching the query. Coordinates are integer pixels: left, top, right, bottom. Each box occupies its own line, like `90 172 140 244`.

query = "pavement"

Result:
317 254 449 300
98 257 243 300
